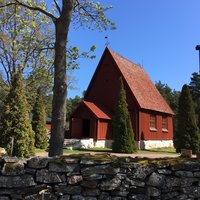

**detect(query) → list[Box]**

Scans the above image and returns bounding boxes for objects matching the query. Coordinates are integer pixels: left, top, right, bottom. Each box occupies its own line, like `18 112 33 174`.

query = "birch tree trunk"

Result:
48 0 73 157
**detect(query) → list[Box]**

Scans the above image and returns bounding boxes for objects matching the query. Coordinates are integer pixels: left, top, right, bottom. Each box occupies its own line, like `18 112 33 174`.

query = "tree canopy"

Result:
155 80 180 114
0 0 114 156
175 84 200 153
189 72 200 128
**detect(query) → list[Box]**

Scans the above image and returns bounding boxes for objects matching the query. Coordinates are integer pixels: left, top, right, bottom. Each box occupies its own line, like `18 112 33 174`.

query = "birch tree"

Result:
0 0 114 156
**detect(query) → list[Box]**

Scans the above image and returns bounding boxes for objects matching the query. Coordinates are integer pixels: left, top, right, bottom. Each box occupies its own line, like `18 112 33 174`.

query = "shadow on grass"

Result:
139 148 176 154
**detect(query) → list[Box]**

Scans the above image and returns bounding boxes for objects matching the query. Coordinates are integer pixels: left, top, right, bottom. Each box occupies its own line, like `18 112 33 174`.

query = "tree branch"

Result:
13 0 57 22
53 0 61 15
0 2 15 8
0 1 57 22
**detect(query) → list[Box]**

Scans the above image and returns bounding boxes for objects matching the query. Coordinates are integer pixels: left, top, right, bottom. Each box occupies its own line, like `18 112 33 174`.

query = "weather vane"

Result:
105 36 110 47
195 45 200 74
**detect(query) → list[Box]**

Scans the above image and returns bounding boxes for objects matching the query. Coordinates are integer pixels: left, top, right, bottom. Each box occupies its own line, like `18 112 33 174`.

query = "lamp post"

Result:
195 45 200 74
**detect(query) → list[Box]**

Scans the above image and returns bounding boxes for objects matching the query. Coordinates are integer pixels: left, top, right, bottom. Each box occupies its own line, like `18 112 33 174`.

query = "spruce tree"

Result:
112 78 136 153
32 89 48 149
175 84 200 153
0 71 35 157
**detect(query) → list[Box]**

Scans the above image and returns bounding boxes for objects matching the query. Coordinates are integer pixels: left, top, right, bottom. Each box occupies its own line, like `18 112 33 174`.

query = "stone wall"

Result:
139 140 174 150
0 154 200 200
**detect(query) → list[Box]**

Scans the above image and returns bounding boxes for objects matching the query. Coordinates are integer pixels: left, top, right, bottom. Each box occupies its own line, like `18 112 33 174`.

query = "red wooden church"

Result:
70 48 174 149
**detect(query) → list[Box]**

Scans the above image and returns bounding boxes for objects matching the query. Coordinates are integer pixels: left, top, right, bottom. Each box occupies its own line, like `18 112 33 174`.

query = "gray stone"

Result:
99 193 111 200
2 156 25 163
111 189 129 197
83 188 100 196
175 194 190 200
62 185 82 195
25 168 36 175
180 177 199 187
0 197 10 200
24 193 57 200
23 194 40 200
27 157 49 169
54 185 68 194
175 170 193 177
80 158 113 165
129 186 145 194
157 162 170 169
165 177 181 187
111 197 126 200
157 169 172 175
126 178 145 187
49 162 80 173
182 186 200 198
57 157 79 164
171 161 200 171
83 174 103 181
81 165 119 177
59 195 70 200
67 175 83 184
194 171 200 177
128 194 150 200
146 172 165 187
0 175 36 188
131 166 154 180
146 186 161 197
100 177 121 191
116 173 127 180
71 195 97 200
161 191 179 200
121 164 141 173
2 161 24 176
0 184 47 195
36 169 66 183
81 180 99 188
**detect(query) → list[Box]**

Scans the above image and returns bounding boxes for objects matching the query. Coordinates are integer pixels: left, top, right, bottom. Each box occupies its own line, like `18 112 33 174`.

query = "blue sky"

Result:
69 1 200 98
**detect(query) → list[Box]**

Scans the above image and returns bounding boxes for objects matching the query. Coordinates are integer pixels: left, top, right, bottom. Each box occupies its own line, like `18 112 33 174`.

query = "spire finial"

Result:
105 36 110 47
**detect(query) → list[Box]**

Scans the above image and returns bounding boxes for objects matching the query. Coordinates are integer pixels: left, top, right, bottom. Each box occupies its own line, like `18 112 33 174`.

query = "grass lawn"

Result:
35 147 177 154
139 147 176 154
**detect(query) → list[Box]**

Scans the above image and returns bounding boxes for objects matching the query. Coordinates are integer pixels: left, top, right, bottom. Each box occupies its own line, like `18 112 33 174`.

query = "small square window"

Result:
162 116 168 132
150 114 157 131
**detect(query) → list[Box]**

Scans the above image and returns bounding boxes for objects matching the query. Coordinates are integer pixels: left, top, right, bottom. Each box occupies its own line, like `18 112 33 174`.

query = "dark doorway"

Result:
82 119 90 137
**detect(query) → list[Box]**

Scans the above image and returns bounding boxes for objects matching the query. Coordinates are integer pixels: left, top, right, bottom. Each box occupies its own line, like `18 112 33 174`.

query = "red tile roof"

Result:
83 101 111 120
108 48 174 115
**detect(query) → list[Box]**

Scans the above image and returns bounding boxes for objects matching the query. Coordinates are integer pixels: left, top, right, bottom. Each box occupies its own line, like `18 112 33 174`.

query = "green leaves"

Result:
175 84 200 153
32 89 48 149
112 78 136 153
0 71 35 157
72 0 115 31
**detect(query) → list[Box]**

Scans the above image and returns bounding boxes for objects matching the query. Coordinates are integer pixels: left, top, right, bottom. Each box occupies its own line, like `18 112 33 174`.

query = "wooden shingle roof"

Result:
108 48 174 115
83 101 111 120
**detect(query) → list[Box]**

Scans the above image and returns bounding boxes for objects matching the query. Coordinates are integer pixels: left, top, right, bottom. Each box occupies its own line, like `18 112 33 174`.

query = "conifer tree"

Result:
175 84 200 153
112 78 136 153
32 89 48 149
0 71 35 157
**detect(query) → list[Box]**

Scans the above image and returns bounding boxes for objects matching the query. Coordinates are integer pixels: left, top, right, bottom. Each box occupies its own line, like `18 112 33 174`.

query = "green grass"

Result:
139 147 176 154
63 147 112 153
35 147 177 155
35 148 48 153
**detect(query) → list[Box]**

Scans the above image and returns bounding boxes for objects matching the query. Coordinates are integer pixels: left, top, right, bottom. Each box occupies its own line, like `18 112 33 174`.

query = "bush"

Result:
174 84 200 153
112 78 136 153
0 71 35 157
32 89 48 149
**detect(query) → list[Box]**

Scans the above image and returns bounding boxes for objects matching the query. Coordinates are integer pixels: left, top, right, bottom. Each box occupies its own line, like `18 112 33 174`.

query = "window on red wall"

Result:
162 116 168 132
150 114 157 131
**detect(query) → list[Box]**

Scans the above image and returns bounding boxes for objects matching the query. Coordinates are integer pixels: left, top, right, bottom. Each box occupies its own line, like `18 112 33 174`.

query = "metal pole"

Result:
195 45 200 74
198 50 200 74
